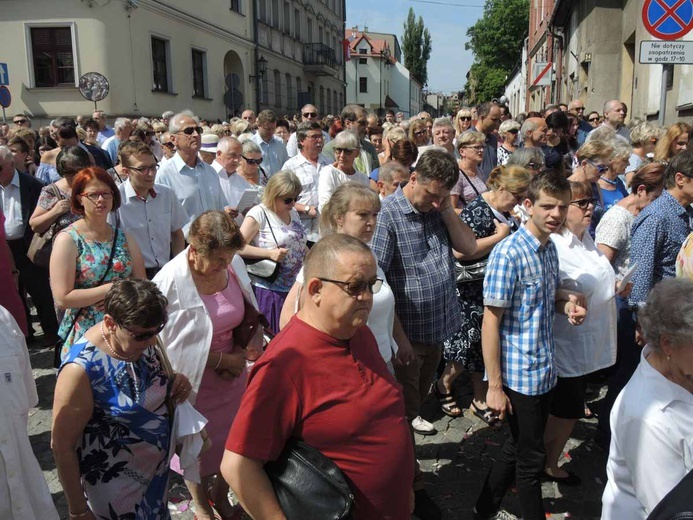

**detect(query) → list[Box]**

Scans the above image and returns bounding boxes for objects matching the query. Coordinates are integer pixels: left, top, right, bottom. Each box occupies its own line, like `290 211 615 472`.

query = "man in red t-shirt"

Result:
221 234 414 519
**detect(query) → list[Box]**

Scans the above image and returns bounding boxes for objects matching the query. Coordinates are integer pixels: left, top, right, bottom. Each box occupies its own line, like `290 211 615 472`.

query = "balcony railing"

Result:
303 43 337 70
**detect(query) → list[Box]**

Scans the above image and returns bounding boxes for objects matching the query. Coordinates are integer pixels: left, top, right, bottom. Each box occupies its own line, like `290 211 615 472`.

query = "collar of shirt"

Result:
517 224 544 253
555 227 593 250
9 169 20 189
661 189 690 217
124 179 157 201
392 185 419 216
212 159 237 176
640 345 693 411
173 151 202 172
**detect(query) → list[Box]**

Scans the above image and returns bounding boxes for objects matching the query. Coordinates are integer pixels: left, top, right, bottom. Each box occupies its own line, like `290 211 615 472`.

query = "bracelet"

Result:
69 510 90 518
214 352 223 370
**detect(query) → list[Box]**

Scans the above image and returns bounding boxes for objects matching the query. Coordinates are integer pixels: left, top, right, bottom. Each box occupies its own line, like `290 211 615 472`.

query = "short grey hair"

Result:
630 122 663 148
241 140 261 155
217 136 241 153
114 118 131 131
169 110 199 134
520 118 543 138
507 147 545 169
379 161 409 184
638 278 693 349
162 110 175 120
611 139 632 161
0 145 13 163
333 130 360 150
499 120 521 135
432 117 454 131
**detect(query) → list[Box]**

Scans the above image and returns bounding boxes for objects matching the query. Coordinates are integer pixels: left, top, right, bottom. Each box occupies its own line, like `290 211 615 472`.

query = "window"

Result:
294 9 301 39
272 0 280 28
326 89 331 115
259 0 267 22
296 76 303 104
286 73 294 110
151 36 170 92
262 74 270 106
359 57 367 65
319 26 324 45
359 77 367 93
30 26 75 87
307 18 313 42
320 86 325 114
358 48 367 54
230 0 242 13
284 2 291 34
274 69 282 107
191 49 206 98
339 92 344 110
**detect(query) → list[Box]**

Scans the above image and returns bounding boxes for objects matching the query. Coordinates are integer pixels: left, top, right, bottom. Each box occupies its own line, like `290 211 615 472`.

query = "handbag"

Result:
454 258 488 283
53 221 120 367
27 184 64 268
233 296 270 349
264 438 354 520
244 208 281 283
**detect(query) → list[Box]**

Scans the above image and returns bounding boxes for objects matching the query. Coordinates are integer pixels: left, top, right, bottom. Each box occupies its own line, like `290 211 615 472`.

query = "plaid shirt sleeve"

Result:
483 243 517 308
371 212 395 274
629 213 664 307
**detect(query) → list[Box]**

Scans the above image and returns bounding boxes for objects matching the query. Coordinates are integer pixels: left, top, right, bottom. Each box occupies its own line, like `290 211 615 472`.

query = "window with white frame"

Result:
29 25 76 87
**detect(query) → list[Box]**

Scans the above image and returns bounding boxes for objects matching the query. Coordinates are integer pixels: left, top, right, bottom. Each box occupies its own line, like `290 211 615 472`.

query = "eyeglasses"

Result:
588 117 600 122
13 119 28 125
126 164 158 174
413 130 427 137
283 197 298 204
464 145 484 152
120 322 166 342
162 142 175 150
302 112 318 118
575 107 585 112
570 198 593 210
318 277 383 297
459 116 472 121
305 133 324 140
179 126 203 136
80 191 114 202
242 156 263 165
586 160 609 174
527 162 544 170
335 147 356 155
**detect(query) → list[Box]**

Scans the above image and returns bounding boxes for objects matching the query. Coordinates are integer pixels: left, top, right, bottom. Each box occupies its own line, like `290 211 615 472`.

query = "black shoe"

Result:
413 489 442 520
542 470 582 486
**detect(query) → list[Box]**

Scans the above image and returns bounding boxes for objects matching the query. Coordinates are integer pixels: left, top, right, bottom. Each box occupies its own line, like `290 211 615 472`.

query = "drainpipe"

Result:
253 0 261 113
342 0 347 108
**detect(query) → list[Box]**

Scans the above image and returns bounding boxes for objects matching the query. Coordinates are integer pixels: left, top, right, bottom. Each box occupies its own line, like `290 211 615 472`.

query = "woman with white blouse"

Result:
543 181 620 485
317 130 370 212
601 278 693 520
279 183 415 372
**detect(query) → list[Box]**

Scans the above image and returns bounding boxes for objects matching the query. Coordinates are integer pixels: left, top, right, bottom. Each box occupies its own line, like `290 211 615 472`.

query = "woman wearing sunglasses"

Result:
237 140 268 190
497 119 521 165
318 130 370 212
454 107 473 139
51 167 146 362
587 111 601 128
52 279 192 520
409 119 430 147
239 171 307 333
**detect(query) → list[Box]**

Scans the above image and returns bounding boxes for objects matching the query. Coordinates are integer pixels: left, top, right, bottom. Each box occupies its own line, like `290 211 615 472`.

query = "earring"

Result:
666 354 671 362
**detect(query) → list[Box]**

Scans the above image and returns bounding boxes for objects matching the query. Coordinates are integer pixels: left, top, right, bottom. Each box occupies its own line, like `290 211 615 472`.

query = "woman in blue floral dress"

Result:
239 171 308 333
50 167 145 361
52 279 193 520
437 166 530 425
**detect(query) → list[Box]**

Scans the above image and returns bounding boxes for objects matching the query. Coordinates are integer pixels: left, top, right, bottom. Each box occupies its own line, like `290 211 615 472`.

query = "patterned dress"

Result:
443 195 517 370
58 225 133 361
62 341 171 519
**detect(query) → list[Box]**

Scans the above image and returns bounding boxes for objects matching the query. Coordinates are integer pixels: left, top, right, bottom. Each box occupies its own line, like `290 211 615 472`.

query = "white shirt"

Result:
282 152 332 242
0 171 24 240
153 251 259 404
100 134 117 150
601 346 693 520
250 132 289 176
294 263 398 363
155 152 228 235
286 130 331 158
551 229 617 376
113 180 188 269
317 165 370 212
0 307 59 520
212 160 256 207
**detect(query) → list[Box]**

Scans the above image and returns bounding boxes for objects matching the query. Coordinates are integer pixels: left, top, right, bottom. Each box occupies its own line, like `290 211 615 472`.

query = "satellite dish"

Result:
78 72 110 104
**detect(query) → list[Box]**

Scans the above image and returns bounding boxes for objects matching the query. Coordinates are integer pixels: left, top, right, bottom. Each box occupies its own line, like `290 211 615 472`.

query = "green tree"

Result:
402 7 432 86
464 0 529 104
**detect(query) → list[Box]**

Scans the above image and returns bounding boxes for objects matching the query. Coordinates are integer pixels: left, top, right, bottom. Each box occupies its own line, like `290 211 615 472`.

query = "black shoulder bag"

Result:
244 208 281 283
53 221 120 368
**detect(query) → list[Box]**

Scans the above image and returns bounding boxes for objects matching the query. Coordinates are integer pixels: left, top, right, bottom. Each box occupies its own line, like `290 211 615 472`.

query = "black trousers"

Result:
475 386 553 520
8 238 59 337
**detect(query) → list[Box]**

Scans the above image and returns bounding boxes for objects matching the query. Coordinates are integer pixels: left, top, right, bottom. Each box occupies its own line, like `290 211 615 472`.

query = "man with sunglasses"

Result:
568 99 593 146
223 234 414 520
323 105 380 174
286 104 331 158
12 115 31 130
250 110 288 177
155 111 229 235
111 141 186 280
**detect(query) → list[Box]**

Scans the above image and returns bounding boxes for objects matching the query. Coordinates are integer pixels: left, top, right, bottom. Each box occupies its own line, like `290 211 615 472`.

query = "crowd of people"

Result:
1 98 693 520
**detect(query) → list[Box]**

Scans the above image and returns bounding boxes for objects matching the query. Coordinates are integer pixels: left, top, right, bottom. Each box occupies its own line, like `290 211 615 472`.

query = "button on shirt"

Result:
483 225 560 396
0 171 24 240
155 153 228 236
282 152 332 242
629 190 692 307
250 133 289 176
114 181 188 269
371 186 461 344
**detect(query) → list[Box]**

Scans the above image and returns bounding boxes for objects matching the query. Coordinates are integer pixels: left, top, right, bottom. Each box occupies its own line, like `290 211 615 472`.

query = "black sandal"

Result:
433 381 463 418
470 402 503 429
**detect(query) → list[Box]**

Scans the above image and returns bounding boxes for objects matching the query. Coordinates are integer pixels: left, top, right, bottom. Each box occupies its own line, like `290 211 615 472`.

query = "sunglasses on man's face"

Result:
13 119 27 125
243 156 263 165
179 126 203 136
302 112 318 118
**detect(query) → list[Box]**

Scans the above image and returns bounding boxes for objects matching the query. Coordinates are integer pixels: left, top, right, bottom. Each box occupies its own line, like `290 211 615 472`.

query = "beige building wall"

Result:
1 0 256 121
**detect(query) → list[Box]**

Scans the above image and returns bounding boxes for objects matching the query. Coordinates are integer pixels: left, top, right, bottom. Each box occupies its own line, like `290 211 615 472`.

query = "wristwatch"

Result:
304 205 311 215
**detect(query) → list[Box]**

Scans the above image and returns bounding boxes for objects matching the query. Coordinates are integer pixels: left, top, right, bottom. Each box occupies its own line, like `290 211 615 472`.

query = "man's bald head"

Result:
304 234 373 282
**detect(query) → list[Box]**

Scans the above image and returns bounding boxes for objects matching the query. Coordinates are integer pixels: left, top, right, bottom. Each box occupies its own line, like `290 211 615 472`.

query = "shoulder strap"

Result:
459 169 481 196
49 183 64 201
259 207 280 247
97 220 120 285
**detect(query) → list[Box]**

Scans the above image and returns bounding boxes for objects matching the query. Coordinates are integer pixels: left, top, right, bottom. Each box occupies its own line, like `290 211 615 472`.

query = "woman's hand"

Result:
268 247 288 262
307 206 318 218
616 281 633 299
68 509 97 520
170 373 193 403
217 351 247 378
493 219 511 239
52 198 71 217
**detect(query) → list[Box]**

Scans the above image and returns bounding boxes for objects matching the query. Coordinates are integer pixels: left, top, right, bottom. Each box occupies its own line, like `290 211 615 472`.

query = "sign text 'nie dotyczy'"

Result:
640 40 693 64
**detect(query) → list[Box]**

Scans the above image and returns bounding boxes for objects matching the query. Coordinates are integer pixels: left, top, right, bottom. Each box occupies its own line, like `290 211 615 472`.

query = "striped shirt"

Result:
371 186 461 344
483 225 560 396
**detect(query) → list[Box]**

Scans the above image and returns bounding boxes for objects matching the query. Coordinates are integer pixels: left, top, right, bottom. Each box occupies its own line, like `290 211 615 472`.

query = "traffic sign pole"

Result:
2 108 5 123
659 66 669 126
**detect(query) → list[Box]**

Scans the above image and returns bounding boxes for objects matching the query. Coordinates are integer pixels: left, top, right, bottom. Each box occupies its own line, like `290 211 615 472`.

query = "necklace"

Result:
599 175 619 186
100 322 135 361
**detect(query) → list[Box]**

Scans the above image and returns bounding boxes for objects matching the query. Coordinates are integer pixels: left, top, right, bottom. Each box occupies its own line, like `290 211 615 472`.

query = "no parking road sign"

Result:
643 0 693 40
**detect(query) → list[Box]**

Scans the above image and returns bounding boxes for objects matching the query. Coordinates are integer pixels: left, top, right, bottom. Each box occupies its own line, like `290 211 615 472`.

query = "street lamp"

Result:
249 55 268 82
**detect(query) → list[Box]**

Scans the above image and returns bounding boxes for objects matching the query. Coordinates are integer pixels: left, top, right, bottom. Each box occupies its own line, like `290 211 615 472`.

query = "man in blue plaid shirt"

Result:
474 171 586 520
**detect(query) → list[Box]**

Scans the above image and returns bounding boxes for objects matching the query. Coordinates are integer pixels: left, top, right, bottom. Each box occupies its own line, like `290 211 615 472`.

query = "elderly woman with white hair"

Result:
594 139 631 225
601 278 693 520
237 140 268 189
497 119 521 165
318 130 370 212
627 122 663 183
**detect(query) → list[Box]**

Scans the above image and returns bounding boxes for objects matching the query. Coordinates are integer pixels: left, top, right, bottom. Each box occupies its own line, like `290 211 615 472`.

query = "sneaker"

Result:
473 508 518 520
413 489 442 520
412 416 437 436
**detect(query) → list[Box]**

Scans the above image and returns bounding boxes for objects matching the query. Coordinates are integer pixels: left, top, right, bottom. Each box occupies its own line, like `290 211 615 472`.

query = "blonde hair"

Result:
655 122 692 161
576 140 614 162
456 130 485 150
261 170 302 212
487 165 532 193
384 126 407 143
319 184 380 235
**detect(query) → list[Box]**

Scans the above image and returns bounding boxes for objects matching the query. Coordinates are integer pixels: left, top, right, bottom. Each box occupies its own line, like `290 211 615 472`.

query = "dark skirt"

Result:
443 280 485 372
253 285 288 335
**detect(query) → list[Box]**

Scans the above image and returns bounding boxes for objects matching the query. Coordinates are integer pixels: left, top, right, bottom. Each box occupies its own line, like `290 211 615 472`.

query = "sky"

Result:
345 0 486 94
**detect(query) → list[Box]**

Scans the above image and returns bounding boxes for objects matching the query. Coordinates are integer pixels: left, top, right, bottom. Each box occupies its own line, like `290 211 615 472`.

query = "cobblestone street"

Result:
29 342 607 520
